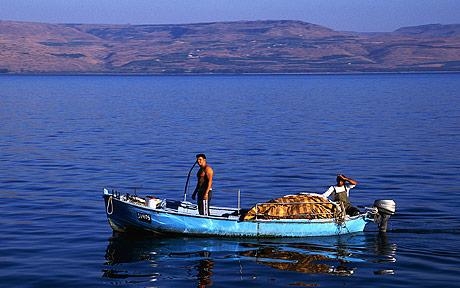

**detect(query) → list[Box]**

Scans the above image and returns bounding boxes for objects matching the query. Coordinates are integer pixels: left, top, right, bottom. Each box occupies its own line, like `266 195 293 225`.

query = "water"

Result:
1 74 459 287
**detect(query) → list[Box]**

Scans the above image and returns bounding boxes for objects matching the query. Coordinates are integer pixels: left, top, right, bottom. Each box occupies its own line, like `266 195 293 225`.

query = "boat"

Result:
103 188 396 238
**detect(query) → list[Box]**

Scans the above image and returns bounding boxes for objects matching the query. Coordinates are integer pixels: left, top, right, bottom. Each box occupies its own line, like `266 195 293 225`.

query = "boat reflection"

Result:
236 235 366 276
103 232 397 285
238 242 353 275
196 253 214 288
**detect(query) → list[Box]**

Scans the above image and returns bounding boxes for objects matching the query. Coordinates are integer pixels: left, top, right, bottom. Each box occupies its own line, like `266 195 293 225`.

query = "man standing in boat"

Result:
192 154 214 215
322 174 360 216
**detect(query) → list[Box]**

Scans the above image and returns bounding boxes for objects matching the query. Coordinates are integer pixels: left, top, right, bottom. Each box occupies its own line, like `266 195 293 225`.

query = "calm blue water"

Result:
1 74 459 287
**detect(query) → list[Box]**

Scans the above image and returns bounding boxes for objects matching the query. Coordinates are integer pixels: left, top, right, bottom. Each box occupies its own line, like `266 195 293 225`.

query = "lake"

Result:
1 74 459 287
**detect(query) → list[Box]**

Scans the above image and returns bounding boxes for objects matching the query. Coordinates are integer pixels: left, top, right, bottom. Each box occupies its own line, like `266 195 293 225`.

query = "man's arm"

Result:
192 181 199 200
342 175 358 185
322 186 334 198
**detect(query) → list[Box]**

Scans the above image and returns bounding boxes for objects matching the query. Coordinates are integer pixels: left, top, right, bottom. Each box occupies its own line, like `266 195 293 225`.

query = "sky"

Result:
0 0 458 32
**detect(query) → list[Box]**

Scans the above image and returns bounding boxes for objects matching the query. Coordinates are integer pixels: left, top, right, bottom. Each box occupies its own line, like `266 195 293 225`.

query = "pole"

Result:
183 160 197 201
237 189 241 215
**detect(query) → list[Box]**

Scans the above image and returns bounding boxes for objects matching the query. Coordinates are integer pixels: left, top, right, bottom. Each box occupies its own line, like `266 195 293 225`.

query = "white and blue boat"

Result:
103 188 395 238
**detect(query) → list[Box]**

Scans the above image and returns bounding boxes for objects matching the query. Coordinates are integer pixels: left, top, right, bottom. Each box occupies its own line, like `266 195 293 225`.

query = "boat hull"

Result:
103 193 370 238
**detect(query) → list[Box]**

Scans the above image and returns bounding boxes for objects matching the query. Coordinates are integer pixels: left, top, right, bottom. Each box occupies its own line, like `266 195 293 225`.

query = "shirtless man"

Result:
192 154 214 215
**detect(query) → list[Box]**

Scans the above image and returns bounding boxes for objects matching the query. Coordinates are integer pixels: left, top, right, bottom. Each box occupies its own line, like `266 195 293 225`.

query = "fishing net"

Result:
243 193 339 220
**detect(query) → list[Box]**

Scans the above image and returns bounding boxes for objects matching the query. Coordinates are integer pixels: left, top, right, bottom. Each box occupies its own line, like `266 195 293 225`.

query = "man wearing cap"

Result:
192 154 214 215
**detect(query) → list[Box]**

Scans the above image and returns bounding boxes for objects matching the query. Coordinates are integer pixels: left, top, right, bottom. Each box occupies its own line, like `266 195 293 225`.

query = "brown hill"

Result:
1 20 459 74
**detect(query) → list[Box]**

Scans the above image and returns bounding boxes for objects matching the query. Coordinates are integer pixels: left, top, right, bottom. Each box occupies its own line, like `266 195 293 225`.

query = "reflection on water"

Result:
372 233 397 275
196 253 214 288
238 244 349 275
103 232 397 286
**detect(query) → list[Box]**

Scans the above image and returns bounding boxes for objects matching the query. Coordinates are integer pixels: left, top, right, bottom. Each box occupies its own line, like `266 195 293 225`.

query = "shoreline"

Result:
1 70 459 77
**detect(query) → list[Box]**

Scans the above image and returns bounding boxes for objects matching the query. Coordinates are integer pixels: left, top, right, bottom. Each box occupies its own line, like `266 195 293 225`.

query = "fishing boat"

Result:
103 188 396 238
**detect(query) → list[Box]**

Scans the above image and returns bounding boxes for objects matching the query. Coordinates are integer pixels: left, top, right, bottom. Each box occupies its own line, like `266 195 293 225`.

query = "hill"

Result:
1 20 459 74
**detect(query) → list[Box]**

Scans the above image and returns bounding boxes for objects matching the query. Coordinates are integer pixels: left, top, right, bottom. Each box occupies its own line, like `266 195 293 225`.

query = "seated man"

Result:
322 174 360 216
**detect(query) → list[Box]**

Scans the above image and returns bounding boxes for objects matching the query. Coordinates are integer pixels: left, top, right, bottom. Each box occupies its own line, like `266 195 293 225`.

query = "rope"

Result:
106 195 113 215
333 202 346 225
334 202 350 235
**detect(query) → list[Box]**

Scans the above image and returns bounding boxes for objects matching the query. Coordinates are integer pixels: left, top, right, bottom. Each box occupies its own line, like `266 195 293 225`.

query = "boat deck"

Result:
161 199 243 219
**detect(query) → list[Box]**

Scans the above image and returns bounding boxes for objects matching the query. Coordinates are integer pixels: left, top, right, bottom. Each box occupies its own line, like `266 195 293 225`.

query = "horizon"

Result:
1 0 459 32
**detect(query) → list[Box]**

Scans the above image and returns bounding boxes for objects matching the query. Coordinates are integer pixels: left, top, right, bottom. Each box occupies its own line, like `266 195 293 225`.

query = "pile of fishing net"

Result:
243 193 339 220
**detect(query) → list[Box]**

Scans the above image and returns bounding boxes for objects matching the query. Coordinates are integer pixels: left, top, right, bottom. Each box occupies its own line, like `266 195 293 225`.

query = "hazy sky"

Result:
1 0 458 32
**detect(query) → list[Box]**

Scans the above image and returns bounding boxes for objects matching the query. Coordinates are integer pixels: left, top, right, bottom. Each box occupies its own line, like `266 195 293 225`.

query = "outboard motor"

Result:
373 200 396 232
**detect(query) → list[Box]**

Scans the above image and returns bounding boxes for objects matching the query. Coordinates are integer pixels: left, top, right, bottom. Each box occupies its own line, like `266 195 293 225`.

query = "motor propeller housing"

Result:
372 199 396 232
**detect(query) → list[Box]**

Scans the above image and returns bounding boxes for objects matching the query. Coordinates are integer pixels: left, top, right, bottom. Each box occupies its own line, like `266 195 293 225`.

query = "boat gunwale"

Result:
105 193 368 224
